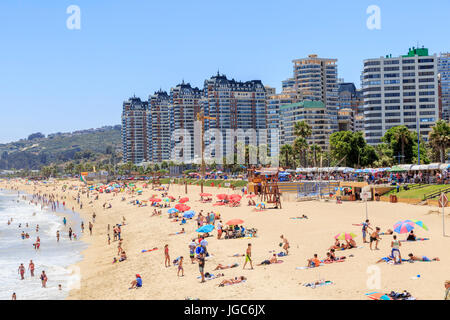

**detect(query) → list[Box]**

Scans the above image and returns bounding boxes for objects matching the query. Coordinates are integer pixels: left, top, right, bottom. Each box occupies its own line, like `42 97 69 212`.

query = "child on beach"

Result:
129 274 142 289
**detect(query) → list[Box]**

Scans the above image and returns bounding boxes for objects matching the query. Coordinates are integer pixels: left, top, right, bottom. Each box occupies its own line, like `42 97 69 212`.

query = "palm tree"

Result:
309 144 322 167
294 120 312 139
429 120 450 163
280 144 293 168
293 137 308 167
393 127 411 164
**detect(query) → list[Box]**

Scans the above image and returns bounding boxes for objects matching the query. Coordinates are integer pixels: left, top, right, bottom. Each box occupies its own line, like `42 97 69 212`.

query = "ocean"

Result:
0 189 87 300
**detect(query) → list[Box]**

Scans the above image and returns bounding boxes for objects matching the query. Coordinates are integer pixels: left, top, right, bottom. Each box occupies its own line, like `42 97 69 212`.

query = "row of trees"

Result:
279 120 450 169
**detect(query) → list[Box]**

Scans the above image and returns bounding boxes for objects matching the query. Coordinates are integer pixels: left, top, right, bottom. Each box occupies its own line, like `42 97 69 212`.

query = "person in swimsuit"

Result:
280 235 290 255
18 264 25 280
40 271 48 288
243 243 253 270
218 276 247 287
28 260 35 277
370 227 381 250
198 253 206 283
408 253 440 262
177 256 184 277
214 263 239 270
257 254 278 266
164 244 170 267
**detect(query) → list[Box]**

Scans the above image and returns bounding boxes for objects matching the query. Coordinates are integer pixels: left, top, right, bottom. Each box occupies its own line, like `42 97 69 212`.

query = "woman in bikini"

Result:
218 276 247 287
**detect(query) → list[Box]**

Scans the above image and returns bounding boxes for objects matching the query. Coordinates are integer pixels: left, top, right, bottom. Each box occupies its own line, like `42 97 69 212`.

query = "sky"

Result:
0 0 449 143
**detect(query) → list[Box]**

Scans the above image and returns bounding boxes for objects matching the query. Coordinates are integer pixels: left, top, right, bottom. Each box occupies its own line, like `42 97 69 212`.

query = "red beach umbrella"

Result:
175 204 190 212
226 219 244 225
217 194 228 200
179 197 189 203
200 193 212 197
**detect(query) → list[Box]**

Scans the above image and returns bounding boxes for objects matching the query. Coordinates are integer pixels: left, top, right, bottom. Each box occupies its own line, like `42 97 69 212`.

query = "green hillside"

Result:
0 125 122 170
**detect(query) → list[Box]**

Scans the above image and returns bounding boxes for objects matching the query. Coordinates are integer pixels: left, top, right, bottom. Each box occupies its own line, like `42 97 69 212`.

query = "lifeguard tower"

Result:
247 167 282 209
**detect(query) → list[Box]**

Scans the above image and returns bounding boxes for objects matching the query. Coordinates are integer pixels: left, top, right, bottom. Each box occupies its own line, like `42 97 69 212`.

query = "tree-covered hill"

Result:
0 125 122 170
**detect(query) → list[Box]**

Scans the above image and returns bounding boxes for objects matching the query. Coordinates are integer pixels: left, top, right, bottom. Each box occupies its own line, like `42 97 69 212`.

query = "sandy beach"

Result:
1 178 449 300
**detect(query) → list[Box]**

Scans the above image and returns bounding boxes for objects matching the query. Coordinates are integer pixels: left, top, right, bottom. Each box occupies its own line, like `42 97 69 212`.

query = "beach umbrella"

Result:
226 219 244 225
167 195 175 200
149 198 161 202
246 194 257 198
183 210 196 219
335 232 357 240
200 193 212 197
196 225 214 233
175 204 190 212
179 197 189 203
168 208 179 214
393 220 415 234
255 202 266 208
411 219 429 231
217 194 228 200
162 197 170 202
229 194 242 201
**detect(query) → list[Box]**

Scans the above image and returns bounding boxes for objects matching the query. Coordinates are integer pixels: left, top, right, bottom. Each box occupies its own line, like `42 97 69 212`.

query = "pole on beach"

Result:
365 199 368 220
439 193 447 237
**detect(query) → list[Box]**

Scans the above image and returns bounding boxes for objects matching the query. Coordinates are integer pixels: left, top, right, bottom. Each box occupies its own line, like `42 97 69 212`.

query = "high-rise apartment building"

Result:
337 82 364 132
203 73 267 157
362 47 439 145
280 100 331 147
121 96 149 164
170 82 202 162
292 54 339 132
438 53 450 122
148 90 172 163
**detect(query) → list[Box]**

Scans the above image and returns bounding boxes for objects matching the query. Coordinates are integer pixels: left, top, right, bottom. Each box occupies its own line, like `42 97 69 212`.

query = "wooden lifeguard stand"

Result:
151 172 162 188
248 167 282 209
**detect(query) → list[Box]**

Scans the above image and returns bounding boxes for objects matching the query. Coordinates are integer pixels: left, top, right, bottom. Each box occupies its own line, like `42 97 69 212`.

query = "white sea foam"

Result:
0 190 87 300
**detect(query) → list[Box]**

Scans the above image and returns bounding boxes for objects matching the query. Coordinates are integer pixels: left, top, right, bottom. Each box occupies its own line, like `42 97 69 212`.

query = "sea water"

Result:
0 189 87 300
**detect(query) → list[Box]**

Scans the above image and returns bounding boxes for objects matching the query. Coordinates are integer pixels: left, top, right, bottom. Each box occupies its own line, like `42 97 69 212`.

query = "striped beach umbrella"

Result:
411 219 429 231
393 220 415 234
334 232 357 240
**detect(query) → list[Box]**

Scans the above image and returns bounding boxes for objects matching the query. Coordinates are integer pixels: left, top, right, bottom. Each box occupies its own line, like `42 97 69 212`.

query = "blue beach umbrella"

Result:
195 246 205 254
168 208 179 214
196 225 214 233
183 210 196 219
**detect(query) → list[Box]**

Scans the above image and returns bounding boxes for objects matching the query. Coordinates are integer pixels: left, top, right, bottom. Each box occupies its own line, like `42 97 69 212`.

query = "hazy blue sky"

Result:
0 0 449 143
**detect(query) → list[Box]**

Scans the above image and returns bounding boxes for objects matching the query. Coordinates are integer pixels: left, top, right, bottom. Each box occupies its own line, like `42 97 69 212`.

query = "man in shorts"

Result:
243 243 253 270
370 227 381 250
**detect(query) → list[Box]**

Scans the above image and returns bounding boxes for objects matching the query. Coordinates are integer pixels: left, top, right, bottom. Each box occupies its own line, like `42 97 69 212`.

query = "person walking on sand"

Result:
177 256 184 277
88 222 93 235
188 240 196 264
243 243 253 270
164 244 171 267
56 230 60 242
198 252 206 283
280 235 290 255
12 293 16 300
362 219 372 243
92 212 96 223
18 264 25 280
28 260 35 277
68 227 73 241
81 222 84 233
370 227 381 250
63 217 67 226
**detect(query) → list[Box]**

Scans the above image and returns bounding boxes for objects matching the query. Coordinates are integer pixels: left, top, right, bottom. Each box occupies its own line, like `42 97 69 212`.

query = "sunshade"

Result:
335 232 357 240
226 219 244 225
394 220 415 234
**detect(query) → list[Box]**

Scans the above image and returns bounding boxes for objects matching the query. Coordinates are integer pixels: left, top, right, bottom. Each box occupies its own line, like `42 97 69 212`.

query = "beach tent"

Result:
439 163 450 171
410 164 428 171
389 166 407 172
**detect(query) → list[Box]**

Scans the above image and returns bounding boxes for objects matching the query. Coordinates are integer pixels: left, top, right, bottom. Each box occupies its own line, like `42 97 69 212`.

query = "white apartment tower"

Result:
362 47 439 145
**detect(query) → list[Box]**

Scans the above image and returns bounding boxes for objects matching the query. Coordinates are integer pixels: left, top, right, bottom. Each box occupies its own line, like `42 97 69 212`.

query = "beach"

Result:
1 178 449 300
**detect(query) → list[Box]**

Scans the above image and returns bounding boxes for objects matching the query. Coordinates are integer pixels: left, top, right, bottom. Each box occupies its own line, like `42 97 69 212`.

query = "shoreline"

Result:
1 178 449 300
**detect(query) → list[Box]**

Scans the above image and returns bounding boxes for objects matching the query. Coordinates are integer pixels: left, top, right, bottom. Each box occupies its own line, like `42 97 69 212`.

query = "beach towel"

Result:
336 246 364 251
302 281 333 289
296 264 324 270
290 217 307 220
141 248 158 253
365 292 392 300
399 238 430 242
